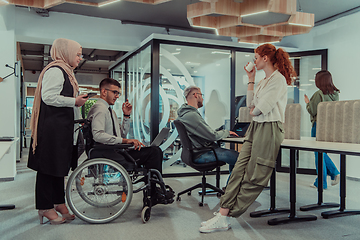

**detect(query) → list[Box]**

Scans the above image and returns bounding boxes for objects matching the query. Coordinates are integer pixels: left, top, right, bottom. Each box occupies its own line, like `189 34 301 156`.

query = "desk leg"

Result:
250 152 290 218
300 152 339 211
268 149 317 225
322 154 360 218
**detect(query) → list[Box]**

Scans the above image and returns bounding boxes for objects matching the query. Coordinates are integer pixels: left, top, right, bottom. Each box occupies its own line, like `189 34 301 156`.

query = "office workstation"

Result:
2 1 360 239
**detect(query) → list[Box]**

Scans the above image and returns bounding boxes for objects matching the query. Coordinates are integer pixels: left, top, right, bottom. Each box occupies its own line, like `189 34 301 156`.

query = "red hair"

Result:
255 44 296 85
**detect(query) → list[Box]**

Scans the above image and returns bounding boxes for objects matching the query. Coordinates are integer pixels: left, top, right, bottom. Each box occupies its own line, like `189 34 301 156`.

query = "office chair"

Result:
173 120 225 206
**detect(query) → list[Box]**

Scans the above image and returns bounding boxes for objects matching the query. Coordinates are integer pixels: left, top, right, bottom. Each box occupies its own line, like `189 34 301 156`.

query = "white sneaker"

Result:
331 174 340 186
201 212 217 226
199 213 231 233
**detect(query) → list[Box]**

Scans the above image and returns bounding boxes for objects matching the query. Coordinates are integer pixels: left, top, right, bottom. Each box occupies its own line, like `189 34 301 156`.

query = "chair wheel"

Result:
141 206 151 223
187 191 191 196
199 202 203 207
176 196 181 201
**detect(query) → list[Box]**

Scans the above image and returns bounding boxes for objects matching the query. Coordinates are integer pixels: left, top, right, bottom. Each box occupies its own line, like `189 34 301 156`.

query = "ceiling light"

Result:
245 55 250 57
98 0 121 7
241 10 269 18
301 84 312 86
312 68 321 70
288 23 312 27
211 51 230 55
185 62 200 66
176 48 181 51
192 25 219 35
172 52 180 55
309 79 315 82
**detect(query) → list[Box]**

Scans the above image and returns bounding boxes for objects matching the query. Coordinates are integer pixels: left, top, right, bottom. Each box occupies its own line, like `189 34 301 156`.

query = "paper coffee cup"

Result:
245 62 255 72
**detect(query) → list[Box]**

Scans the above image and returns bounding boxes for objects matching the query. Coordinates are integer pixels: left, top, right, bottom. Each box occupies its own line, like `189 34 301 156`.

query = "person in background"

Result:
28 38 88 225
199 43 296 233
304 70 340 189
176 86 239 185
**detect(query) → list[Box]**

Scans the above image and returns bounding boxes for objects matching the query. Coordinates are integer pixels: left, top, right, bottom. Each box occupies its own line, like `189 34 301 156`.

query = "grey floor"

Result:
1 148 360 240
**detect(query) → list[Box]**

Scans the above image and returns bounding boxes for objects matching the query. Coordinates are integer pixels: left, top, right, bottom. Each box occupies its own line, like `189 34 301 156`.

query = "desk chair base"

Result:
0 204 15 210
198 189 224 196
268 214 317 225
250 208 290 218
300 202 339 211
321 209 360 219
176 172 224 206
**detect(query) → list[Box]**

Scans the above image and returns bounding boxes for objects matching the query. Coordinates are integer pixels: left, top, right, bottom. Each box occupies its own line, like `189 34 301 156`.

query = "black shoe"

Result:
153 185 175 205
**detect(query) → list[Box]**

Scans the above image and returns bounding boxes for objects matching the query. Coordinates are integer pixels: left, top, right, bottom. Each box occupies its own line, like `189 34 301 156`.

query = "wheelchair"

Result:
65 119 174 224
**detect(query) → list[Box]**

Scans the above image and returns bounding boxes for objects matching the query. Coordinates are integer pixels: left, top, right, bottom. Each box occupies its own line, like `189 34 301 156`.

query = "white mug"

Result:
245 62 255 72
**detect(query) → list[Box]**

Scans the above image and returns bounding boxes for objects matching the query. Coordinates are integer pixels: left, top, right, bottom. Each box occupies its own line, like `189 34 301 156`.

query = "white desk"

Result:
221 137 360 224
0 138 18 181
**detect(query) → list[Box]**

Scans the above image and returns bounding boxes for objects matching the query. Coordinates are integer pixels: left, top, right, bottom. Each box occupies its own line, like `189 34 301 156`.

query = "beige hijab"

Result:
30 38 81 153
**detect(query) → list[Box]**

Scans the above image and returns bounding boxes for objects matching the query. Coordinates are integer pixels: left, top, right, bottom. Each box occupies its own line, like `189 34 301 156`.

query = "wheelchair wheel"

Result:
66 158 133 224
141 206 151 223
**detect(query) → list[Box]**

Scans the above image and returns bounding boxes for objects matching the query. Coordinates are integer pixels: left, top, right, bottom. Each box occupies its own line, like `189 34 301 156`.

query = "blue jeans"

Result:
194 147 239 184
311 122 340 189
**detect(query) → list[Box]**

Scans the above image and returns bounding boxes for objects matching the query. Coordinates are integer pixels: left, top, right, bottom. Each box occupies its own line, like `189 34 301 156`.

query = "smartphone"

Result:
84 92 97 98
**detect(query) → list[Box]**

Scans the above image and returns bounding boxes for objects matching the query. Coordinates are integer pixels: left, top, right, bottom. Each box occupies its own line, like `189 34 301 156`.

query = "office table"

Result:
0 138 17 210
221 137 360 224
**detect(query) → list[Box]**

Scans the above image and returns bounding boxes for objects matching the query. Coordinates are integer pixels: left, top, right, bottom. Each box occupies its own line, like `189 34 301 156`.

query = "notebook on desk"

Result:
228 122 251 138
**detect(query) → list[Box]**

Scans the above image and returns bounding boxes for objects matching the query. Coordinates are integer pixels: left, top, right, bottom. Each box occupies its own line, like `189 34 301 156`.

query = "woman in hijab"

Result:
28 38 88 224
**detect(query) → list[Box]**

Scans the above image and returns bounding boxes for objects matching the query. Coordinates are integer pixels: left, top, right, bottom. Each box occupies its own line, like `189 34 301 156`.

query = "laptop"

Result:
149 127 170 147
229 122 251 138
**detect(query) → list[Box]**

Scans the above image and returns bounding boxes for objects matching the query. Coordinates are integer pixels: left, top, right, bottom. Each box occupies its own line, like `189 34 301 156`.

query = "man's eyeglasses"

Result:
77 54 83 58
194 92 204 97
105 89 120 96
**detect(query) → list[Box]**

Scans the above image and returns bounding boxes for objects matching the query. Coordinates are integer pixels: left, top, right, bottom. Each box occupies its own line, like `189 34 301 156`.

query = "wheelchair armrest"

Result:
74 119 90 124
93 143 133 150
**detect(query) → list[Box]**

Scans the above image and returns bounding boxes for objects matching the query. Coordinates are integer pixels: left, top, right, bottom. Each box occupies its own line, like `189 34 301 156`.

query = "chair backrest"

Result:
238 107 253 122
317 100 360 143
173 120 193 167
284 104 301 140
80 119 95 156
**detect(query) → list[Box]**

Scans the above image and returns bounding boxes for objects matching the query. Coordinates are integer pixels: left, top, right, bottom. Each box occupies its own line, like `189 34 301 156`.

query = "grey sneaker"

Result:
199 213 231 233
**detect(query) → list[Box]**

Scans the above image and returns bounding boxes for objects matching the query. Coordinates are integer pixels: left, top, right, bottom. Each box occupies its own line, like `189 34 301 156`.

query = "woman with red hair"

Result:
200 44 296 233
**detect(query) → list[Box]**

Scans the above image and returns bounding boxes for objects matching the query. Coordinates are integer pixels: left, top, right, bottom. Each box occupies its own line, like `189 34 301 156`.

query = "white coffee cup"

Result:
245 62 255 72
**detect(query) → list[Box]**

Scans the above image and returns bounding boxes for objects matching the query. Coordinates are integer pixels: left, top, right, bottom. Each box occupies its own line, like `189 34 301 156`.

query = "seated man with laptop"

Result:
176 86 240 184
87 77 173 205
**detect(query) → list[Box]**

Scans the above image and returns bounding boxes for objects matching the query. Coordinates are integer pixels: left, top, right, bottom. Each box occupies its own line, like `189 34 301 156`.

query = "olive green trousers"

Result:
220 121 284 218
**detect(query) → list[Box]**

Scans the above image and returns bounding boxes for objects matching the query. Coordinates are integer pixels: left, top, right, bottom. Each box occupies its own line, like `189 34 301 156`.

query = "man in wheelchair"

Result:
87 78 174 208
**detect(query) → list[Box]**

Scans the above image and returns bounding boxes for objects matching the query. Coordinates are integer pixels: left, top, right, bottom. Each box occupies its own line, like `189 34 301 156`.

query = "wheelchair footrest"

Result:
155 185 175 205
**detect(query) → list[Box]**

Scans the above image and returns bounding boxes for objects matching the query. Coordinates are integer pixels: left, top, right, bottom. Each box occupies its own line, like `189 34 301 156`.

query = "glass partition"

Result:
159 44 232 174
